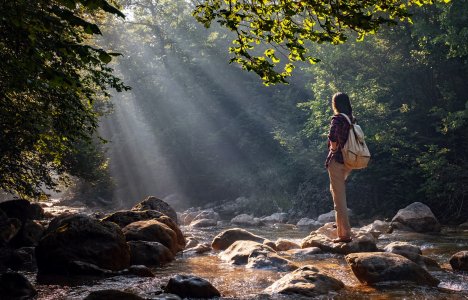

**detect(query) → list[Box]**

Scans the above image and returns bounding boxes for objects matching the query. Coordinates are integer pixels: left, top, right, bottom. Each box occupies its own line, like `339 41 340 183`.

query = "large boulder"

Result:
212 228 265 250
128 241 174 266
264 265 344 297
0 199 44 222
391 202 441 233
345 252 440 286
123 220 183 254
301 223 377 254
449 251 468 271
0 272 37 300
165 275 221 299
220 240 275 265
132 196 178 224
102 210 166 228
35 214 130 274
231 214 262 226
103 211 185 251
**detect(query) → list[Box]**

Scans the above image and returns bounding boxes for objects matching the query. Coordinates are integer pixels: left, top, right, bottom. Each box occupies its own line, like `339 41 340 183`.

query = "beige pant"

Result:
327 159 352 238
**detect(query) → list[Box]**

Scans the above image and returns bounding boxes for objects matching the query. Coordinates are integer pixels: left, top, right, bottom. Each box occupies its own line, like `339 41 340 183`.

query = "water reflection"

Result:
32 225 468 299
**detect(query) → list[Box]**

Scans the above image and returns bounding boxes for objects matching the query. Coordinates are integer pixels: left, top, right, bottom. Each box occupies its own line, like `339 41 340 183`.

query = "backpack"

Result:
339 113 371 169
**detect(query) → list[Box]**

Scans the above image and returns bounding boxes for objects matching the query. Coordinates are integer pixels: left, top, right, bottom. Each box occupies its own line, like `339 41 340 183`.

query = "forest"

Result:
3 0 464 223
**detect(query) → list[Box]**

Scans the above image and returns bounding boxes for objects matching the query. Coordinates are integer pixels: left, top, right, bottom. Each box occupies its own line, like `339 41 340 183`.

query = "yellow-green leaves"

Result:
193 0 450 85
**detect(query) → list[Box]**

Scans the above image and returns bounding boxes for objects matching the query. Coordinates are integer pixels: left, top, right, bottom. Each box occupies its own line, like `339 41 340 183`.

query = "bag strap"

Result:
339 113 352 125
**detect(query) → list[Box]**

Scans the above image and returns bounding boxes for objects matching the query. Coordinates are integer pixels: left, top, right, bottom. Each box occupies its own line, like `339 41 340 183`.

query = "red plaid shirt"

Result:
326 114 352 168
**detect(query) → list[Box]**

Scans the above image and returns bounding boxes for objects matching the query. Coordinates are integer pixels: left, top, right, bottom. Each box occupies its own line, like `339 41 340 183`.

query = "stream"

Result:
27 213 468 300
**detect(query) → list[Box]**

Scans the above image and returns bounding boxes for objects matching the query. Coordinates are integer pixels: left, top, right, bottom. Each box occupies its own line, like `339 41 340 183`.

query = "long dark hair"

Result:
332 92 353 117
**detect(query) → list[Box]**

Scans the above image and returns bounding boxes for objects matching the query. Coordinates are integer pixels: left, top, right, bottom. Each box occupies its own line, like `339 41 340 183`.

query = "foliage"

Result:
0 0 128 198
285 1 468 223
193 0 450 85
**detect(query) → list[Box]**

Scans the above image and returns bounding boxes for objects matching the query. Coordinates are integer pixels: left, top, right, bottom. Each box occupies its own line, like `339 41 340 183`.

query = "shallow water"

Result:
29 224 468 299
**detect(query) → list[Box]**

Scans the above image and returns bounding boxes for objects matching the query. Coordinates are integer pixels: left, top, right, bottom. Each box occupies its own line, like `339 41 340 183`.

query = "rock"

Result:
0 247 35 271
391 202 441 233
0 199 44 222
68 261 113 276
296 218 321 231
317 209 353 224
126 265 155 277
165 275 221 298
123 220 182 254
360 220 392 238
246 250 298 271
35 214 130 274
180 208 200 225
0 272 37 300
301 223 377 255
384 242 422 255
220 240 275 265
132 196 178 224
187 243 211 254
212 228 265 250
264 265 344 296
383 241 439 270
192 209 219 222
231 214 262 226
190 218 218 228
102 210 166 228
0 214 21 245
275 239 300 251
104 211 186 252
185 237 199 249
263 239 277 250
261 213 289 224
449 251 468 271
11 220 44 247
317 211 336 224
84 290 145 300
128 241 174 266
345 252 440 286
459 220 468 229
281 247 322 260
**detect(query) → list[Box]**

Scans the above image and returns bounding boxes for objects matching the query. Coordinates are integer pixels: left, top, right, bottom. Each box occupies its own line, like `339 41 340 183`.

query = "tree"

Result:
193 0 450 84
0 0 129 198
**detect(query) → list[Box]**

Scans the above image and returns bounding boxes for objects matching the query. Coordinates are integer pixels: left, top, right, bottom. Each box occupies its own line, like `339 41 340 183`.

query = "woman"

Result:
326 92 354 243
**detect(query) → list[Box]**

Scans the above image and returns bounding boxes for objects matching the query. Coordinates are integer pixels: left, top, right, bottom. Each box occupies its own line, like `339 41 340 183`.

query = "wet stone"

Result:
220 240 275 265
345 252 440 286
212 228 265 250
264 265 344 297
165 274 221 298
0 271 37 300
132 196 178 224
450 251 468 271
128 240 174 266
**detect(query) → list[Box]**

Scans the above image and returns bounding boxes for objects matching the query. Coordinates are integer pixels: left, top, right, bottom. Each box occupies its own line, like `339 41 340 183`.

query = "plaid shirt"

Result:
326 114 352 168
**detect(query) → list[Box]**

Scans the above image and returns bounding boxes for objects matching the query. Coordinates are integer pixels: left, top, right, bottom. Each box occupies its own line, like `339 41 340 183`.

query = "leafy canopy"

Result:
193 0 450 85
0 0 128 198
